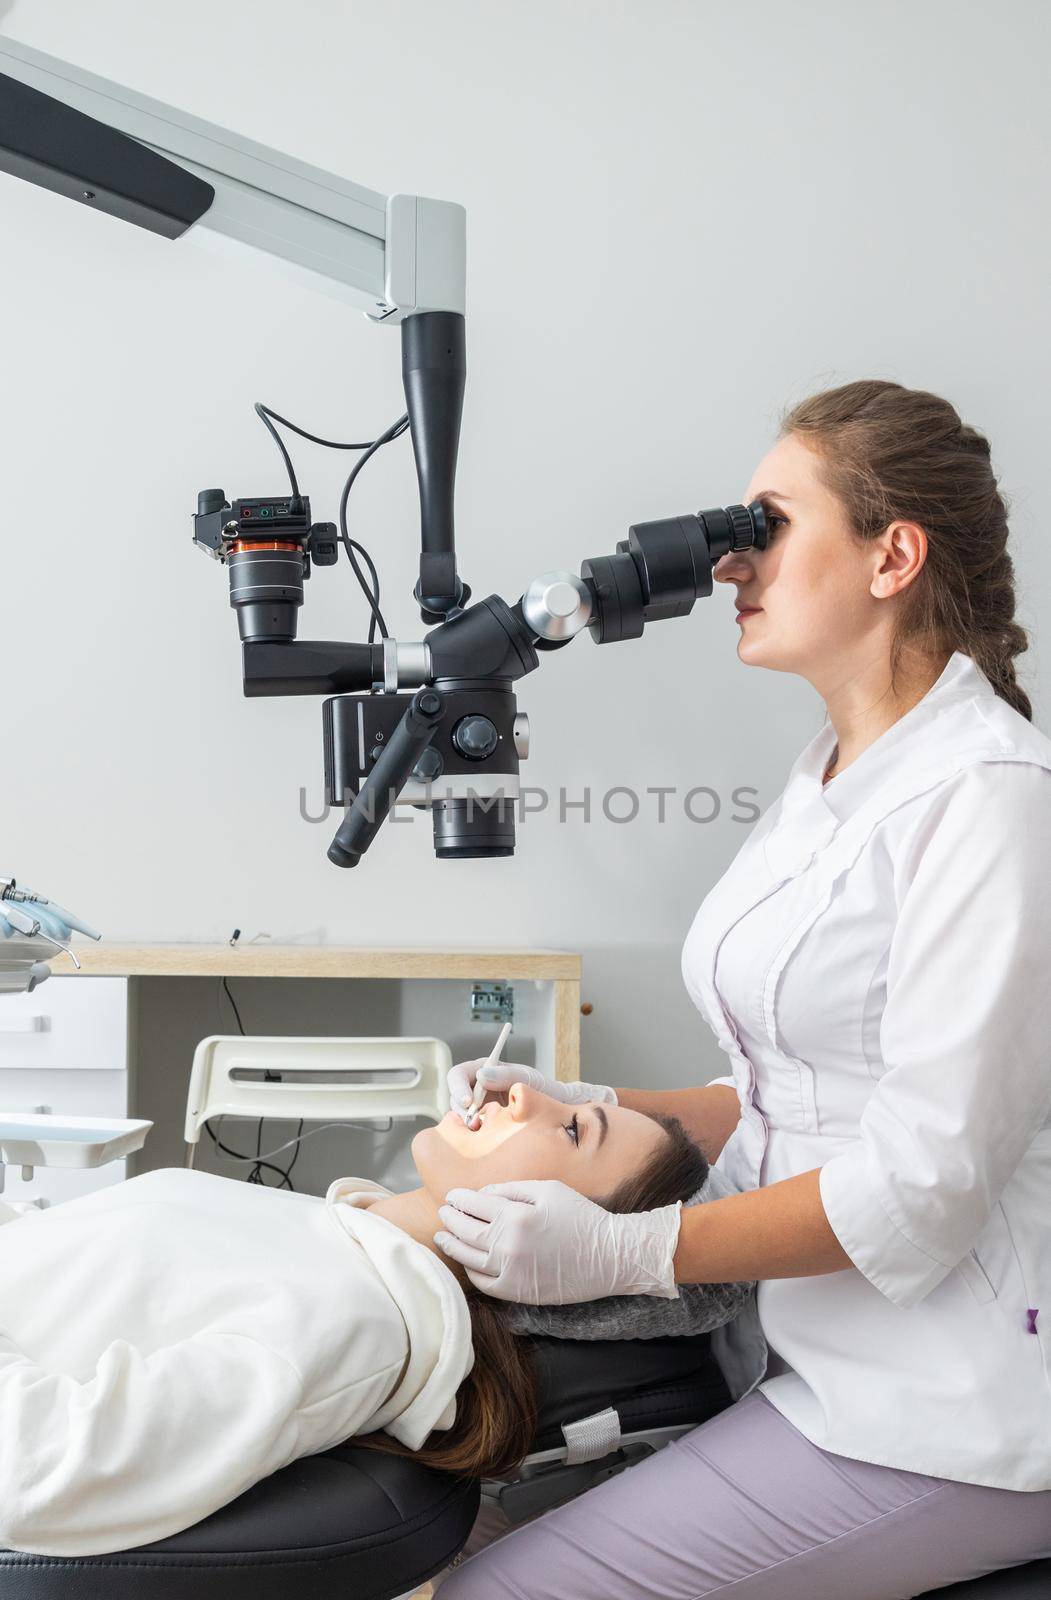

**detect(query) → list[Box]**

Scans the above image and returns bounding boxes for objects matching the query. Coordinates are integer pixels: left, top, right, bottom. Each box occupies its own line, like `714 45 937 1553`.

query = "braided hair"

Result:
781 380 1031 720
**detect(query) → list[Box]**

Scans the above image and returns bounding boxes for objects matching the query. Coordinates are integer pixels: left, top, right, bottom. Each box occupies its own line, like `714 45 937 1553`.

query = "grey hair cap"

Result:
503 1166 756 1341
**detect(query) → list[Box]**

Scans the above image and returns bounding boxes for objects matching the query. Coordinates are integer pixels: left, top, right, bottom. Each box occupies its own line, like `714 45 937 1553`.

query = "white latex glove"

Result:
434 1179 682 1303
447 1058 618 1127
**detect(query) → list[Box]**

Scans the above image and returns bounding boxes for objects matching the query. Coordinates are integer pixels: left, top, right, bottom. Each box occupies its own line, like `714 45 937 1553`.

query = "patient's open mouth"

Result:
462 1102 501 1134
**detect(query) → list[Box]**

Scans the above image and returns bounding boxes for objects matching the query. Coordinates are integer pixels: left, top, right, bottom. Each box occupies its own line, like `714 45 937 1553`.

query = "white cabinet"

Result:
0 977 128 1071
0 978 129 1208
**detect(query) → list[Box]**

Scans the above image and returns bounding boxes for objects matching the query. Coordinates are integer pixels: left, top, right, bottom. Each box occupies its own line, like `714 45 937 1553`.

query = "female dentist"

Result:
436 380 1051 1599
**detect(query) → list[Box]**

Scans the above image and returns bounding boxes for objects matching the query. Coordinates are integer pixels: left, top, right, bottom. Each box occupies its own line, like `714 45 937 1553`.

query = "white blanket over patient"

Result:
0 1167 472 1557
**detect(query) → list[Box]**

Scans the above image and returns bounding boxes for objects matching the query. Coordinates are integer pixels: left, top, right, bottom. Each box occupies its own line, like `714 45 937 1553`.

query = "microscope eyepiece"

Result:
580 500 767 644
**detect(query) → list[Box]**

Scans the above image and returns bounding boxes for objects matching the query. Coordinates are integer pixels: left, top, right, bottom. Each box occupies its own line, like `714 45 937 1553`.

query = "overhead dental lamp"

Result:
0 39 768 868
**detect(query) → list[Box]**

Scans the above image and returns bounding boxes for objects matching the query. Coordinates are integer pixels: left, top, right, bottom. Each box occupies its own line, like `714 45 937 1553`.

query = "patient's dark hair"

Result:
356 1112 708 1479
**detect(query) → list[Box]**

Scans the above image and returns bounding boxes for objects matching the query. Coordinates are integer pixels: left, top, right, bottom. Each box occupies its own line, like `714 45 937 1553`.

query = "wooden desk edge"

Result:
63 944 582 982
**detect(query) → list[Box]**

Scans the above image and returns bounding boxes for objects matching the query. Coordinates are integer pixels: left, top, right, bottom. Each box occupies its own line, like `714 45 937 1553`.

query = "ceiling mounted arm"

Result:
0 37 464 319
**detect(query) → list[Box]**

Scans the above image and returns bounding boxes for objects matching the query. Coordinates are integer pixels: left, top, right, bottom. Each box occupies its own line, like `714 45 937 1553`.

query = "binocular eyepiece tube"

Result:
580 500 767 644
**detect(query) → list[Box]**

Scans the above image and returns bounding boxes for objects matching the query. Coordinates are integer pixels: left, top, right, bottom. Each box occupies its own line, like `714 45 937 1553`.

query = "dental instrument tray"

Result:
0 1112 153 1169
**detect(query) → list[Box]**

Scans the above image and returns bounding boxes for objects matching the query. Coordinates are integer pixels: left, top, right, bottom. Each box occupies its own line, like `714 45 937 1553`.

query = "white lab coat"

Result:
681 650 1051 1490
0 1167 472 1556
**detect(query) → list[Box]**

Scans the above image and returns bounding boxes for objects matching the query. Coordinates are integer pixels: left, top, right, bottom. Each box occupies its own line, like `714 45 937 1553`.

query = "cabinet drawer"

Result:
0 977 127 1071
0 1067 129 1208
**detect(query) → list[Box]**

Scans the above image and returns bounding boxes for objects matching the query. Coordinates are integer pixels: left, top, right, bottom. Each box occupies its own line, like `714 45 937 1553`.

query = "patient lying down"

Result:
0 1085 706 1557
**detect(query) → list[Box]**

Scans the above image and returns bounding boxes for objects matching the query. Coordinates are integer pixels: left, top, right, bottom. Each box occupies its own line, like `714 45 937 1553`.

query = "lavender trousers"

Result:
437 1392 1051 1600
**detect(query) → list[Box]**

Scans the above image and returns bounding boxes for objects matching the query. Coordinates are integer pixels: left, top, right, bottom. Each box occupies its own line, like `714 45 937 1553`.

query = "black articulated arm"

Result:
402 312 470 621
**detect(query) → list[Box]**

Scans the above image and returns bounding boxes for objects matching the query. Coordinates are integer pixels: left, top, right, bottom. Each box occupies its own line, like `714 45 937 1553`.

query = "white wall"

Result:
2 0 1048 1090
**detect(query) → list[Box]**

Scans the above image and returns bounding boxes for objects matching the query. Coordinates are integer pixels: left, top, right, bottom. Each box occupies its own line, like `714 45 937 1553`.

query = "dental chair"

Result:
0 1331 728 1598
1 1034 1047 1599
0 1330 1046 1599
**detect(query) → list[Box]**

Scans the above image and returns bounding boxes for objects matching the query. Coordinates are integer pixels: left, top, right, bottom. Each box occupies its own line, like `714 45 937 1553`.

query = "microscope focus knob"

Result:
412 747 445 782
453 715 499 760
522 571 593 641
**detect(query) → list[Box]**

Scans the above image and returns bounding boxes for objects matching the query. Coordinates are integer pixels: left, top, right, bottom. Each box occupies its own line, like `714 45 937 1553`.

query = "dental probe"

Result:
467 1021 512 1128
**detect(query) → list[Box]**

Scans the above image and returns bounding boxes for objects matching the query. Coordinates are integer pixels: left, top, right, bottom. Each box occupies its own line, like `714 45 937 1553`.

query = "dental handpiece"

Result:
467 1021 513 1128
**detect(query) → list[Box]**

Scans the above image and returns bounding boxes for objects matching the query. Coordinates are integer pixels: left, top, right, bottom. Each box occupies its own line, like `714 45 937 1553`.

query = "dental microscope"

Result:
0 39 769 871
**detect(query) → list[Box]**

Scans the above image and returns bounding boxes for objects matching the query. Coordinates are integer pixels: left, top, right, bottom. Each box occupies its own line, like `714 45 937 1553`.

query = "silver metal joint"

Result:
522 571 593 642
513 713 530 759
383 638 433 692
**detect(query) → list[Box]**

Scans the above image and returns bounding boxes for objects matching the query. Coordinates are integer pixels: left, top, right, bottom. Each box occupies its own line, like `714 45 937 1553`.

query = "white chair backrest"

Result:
184 1035 453 1153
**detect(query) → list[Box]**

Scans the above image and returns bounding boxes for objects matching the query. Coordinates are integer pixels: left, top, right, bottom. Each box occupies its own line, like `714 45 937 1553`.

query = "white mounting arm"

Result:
0 36 465 321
